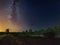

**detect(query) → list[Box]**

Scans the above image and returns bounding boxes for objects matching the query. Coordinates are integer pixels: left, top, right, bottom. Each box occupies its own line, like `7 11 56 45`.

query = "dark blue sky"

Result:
19 0 60 30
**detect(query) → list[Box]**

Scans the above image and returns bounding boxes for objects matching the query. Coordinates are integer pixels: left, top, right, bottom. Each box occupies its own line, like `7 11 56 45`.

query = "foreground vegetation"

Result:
0 26 59 45
0 26 59 38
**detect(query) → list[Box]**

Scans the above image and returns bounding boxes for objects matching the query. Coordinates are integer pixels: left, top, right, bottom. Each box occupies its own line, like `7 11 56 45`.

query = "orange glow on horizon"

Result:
0 16 21 32
0 22 18 32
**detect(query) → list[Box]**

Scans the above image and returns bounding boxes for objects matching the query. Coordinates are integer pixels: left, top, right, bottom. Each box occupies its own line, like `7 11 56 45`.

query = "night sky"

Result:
19 0 60 30
0 0 60 32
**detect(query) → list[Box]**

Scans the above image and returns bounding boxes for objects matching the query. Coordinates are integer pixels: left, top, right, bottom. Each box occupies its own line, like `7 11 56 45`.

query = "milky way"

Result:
0 0 24 32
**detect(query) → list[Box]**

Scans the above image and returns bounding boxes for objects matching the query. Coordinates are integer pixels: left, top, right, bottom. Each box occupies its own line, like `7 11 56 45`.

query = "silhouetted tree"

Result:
29 29 33 35
25 30 28 32
54 26 60 34
29 29 32 32
6 29 9 35
6 29 9 32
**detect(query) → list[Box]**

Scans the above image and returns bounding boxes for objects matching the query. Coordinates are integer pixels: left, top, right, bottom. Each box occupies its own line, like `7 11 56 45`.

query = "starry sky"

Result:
18 0 60 30
0 0 60 32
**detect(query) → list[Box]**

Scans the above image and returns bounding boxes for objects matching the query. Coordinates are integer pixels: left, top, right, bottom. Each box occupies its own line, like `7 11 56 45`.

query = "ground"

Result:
0 35 60 45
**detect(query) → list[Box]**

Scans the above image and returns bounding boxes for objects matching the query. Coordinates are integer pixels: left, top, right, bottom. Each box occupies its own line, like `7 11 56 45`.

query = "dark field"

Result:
0 36 60 45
